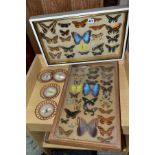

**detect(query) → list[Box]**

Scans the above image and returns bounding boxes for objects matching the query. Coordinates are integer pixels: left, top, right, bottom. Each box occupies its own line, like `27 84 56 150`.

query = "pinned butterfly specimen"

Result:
64 108 80 119
89 24 105 30
88 68 99 74
105 23 122 34
83 82 100 97
78 51 89 55
58 23 71 28
69 82 82 98
39 21 57 34
100 66 114 72
101 86 113 99
58 126 73 137
93 18 102 22
87 74 99 79
77 117 98 137
106 44 119 52
98 108 113 114
68 123 75 128
91 33 103 40
60 45 75 52
59 36 71 42
72 19 87 28
83 97 98 116
60 29 70 36
106 14 121 23
97 136 113 143
106 34 119 43
98 126 114 136
49 52 62 59
98 115 115 125
101 101 112 108
61 118 69 124
100 80 113 86
92 43 104 56
101 73 113 79
72 30 92 45
40 33 58 44
48 46 60 52
64 53 75 58
86 80 98 85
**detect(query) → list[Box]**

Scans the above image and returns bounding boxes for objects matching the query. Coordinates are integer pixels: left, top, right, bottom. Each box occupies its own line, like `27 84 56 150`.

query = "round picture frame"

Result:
35 100 57 120
40 83 60 99
53 69 67 82
38 69 53 82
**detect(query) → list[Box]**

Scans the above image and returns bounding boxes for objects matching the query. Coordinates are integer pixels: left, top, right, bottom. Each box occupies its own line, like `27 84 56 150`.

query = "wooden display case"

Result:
26 5 129 154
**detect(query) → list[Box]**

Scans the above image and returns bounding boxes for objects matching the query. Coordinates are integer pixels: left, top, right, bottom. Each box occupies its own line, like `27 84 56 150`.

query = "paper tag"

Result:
88 18 94 24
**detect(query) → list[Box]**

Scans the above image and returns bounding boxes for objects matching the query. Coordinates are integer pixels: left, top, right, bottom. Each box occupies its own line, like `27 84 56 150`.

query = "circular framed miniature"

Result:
53 69 67 82
40 83 60 99
38 69 53 82
35 100 57 120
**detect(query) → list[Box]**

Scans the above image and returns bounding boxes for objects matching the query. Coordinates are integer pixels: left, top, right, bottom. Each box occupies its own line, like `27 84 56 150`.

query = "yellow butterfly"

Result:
70 84 82 93
77 43 89 51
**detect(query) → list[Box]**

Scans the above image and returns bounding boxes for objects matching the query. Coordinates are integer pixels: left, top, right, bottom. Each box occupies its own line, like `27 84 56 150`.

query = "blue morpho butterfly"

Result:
83 82 100 97
71 30 92 45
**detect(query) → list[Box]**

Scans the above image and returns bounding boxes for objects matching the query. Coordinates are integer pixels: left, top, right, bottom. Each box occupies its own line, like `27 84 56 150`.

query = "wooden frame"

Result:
29 6 129 66
47 62 121 151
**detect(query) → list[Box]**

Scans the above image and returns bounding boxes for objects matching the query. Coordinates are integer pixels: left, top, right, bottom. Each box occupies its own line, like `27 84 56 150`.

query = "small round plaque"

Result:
40 83 60 99
53 69 67 82
35 100 57 120
38 70 53 82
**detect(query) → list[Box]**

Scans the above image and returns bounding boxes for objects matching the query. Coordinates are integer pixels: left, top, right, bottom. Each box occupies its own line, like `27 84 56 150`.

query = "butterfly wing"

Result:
65 129 73 136
72 32 81 45
106 15 113 23
98 126 106 136
92 83 100 97
83 30 92 44
88 118 98 137
77 117 87 136
107 126 114 136
114 14 121 22
77 84 82 93
83 83 90 96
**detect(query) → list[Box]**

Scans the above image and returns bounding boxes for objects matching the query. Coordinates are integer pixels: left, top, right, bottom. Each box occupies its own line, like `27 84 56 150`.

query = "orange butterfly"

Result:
89 24 105 30
98 115 115 125
58 126 73 137
59 36 71 42
72 19 87 28
98 126 114 136
98 108 113 114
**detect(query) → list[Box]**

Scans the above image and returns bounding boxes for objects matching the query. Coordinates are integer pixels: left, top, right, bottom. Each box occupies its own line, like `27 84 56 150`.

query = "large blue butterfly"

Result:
83 82 100 97
71 30 92 45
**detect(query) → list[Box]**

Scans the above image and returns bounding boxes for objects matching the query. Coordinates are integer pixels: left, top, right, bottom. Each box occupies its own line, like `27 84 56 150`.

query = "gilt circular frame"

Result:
38 69 53 82
53 69 67 82
40 83 60 99
35 100 57 120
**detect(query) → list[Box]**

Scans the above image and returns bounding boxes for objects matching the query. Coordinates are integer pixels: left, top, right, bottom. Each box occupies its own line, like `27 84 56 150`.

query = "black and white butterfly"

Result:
92 43 104 55
64 53 75 58
106 34 119 43
106 14 121 23
101 86 113 99
60 45 75 52
106 44 119 52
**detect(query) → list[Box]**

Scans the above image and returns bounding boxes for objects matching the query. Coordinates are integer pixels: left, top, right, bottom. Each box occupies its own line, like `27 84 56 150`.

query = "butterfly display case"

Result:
27 5 129 152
